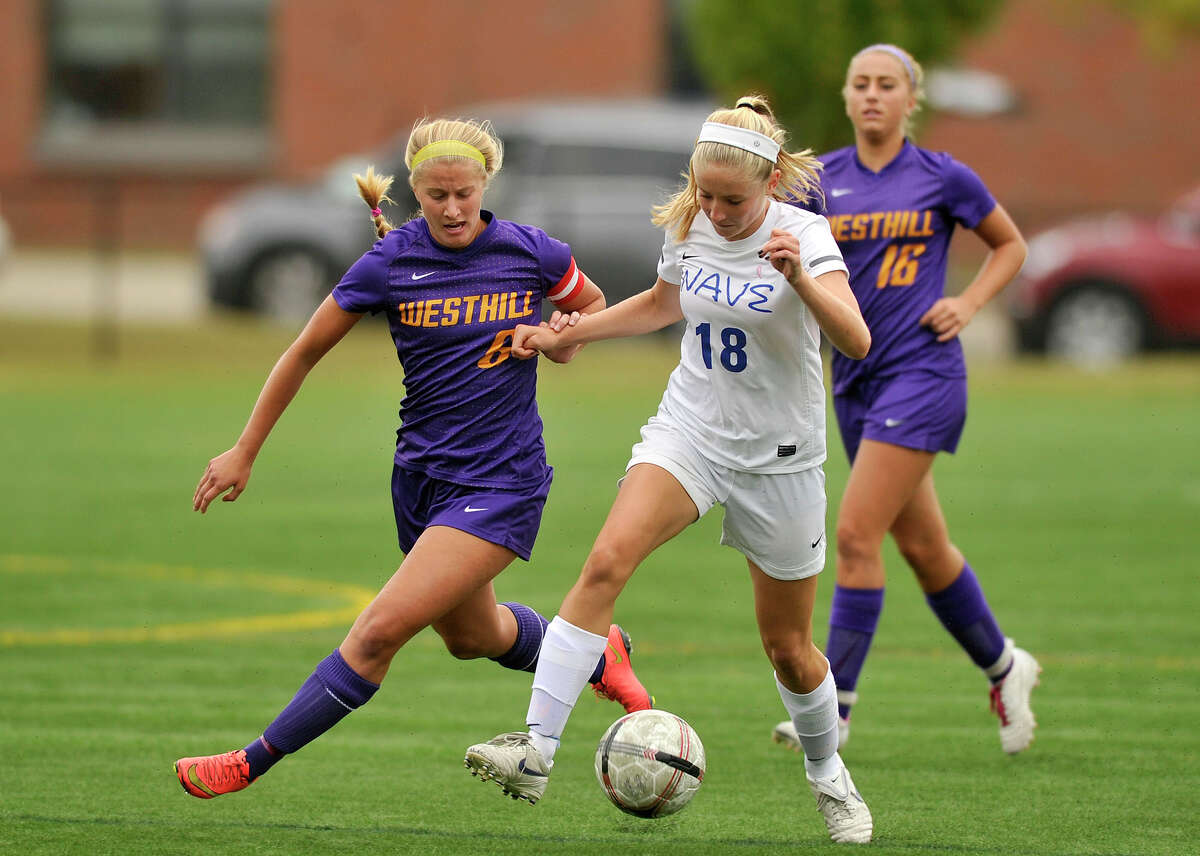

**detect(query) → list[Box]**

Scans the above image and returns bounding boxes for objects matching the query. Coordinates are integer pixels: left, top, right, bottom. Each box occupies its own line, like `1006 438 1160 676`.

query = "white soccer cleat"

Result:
808 759 873 844
990 643 1041 754
464 732 550 804
772 715 850 752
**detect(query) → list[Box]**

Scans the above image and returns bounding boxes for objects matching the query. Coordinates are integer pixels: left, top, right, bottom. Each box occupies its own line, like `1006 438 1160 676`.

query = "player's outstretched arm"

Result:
193 296 363 512
513 278 683 359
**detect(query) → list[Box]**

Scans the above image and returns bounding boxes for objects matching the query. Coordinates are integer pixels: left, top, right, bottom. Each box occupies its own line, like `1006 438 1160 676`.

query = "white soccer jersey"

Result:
654 199 848 473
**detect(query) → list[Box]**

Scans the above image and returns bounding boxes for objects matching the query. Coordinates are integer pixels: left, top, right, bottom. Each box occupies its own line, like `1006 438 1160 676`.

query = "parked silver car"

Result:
199 98 712 320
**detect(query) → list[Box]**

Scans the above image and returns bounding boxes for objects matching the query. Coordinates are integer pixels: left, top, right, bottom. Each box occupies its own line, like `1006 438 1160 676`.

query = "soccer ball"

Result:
594 709 705 818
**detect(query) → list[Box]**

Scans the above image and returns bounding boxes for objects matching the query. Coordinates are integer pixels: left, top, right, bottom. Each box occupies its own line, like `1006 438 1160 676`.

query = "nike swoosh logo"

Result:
681 253 699 260
606 643 623 665
411 271 436 280
830 188 853 197
820 772 850 800
464 506 488 513
811 533 824 549
186 764 219 798
884 418 904 428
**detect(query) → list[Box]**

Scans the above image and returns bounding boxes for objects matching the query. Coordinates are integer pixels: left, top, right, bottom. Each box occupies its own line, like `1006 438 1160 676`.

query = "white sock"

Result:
985 637 1015 681
526 616 607 765
775 665 841 780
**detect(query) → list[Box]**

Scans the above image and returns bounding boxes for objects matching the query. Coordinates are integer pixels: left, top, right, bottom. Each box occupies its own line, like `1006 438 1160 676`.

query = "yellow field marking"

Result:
1 554 375 647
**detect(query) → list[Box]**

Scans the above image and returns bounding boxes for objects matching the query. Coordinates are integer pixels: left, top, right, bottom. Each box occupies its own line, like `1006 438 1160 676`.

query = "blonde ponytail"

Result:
354 166 396 239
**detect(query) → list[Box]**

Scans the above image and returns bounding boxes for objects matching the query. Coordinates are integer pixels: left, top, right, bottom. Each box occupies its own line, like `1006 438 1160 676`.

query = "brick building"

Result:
0 0 1196 250
922 0 1200 234
0 0 668 248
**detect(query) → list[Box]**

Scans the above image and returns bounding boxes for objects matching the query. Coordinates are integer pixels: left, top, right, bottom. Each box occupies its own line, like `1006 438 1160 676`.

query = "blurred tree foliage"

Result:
1097 0 1200 52
682 1 1200 156
681 0 1002 154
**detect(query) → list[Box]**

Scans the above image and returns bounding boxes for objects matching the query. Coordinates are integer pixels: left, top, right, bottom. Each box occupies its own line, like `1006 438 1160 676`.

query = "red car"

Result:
1007 186 1200 364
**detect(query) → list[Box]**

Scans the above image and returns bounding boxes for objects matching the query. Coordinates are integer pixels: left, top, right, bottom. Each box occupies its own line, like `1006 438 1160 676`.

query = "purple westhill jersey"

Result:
819 141 996 394
332 211 579 489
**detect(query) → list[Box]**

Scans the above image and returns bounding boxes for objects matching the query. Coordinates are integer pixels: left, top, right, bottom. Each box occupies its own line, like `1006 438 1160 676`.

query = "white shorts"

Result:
627 416 827 581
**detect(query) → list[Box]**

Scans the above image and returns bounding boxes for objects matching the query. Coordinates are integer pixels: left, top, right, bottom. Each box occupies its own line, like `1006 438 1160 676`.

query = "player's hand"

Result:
540 310 585 363
545 309 583 333
511 323 553 359
919 296 978 342
759 228 804 281
194 447 253 513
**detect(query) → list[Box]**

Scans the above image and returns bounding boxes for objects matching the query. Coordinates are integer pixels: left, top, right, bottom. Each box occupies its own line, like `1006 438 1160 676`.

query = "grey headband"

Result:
855 43 916 87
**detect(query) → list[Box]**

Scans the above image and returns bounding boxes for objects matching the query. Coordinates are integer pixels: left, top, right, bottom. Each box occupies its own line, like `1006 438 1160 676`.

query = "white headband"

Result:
696 121 780 163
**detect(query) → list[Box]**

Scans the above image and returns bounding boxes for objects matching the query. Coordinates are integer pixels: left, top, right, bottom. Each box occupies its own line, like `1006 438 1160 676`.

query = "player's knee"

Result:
894 531 954 577
768 648 806 682
578 540 637 595
778 649 830 691
437 630 489 660
895 535 936 572
761 635 809 681
442 640 487 660
834 517 881 566
346 612 411 664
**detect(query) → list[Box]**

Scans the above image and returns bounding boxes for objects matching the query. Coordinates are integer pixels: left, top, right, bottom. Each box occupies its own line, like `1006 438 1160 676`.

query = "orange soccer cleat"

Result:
175 749 252 799
592 624 654 712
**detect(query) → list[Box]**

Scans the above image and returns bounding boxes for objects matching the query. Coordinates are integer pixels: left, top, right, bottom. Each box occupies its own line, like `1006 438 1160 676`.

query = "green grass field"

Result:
2 316 1197 855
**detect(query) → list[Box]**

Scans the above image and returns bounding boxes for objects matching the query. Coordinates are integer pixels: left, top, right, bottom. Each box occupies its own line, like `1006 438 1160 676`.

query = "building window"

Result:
41 0 272 168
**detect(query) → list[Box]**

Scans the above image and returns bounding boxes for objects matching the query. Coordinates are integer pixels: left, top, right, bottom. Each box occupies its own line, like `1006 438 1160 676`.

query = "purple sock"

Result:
491 602 606 683
242 735 280 780
925 563 1007 678
252 649 379 779
490 603 548 673
825 586 885 719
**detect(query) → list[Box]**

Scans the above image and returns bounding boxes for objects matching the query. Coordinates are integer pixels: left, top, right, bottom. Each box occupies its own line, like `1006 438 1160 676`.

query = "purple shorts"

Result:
833 371 967 462
391 465 553 561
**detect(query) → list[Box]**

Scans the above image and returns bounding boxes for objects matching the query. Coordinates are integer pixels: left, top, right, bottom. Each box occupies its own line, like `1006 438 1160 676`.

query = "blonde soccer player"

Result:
772 44 1038 758
174 115 653 800
465 96 875 844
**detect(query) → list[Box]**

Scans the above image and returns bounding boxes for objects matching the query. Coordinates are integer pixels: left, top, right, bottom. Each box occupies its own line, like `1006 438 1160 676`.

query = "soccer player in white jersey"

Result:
464 95 875 844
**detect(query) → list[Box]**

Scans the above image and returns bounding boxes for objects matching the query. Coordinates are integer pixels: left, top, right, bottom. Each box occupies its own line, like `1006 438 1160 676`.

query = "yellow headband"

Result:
410 140 487 170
